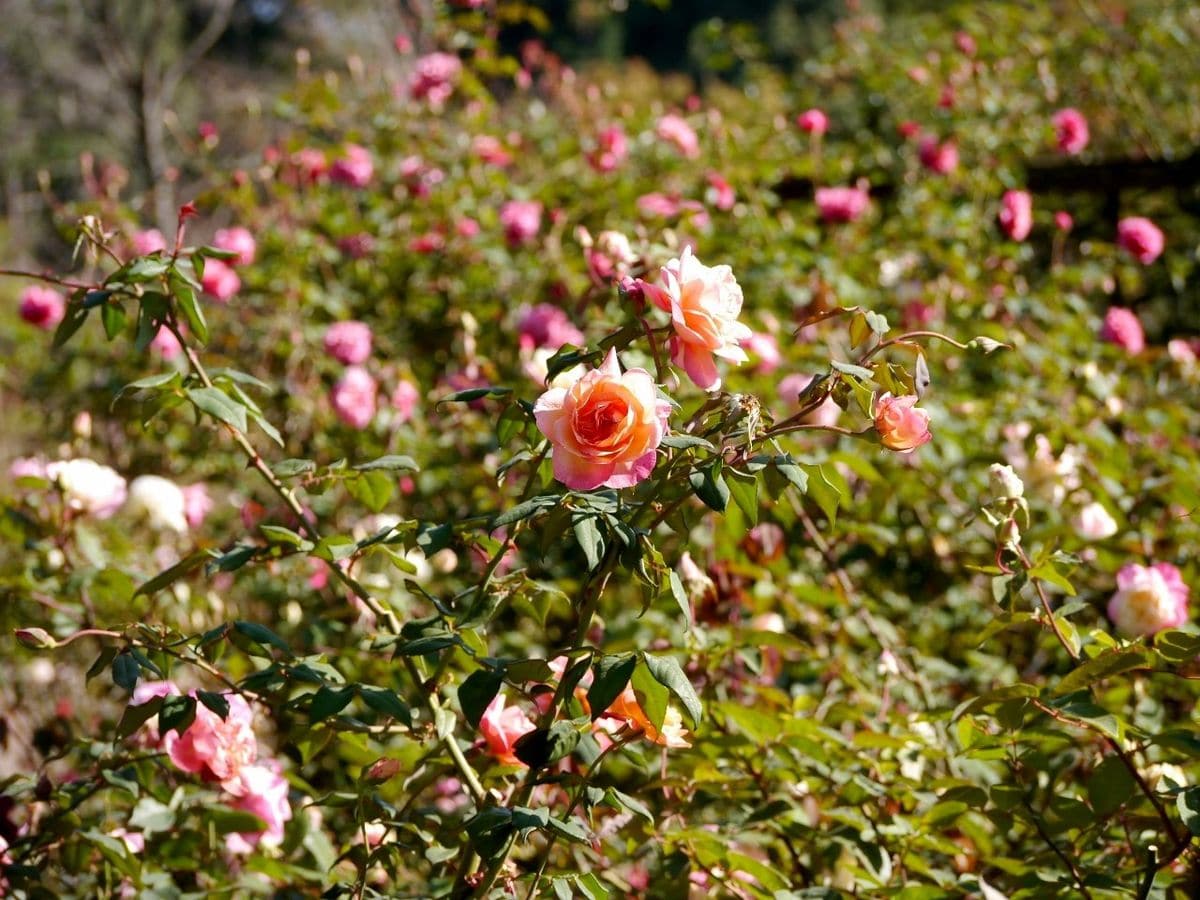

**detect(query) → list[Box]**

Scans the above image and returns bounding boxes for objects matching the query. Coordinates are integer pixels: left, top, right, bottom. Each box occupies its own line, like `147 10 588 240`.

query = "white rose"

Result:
988 463 1025 500
1073 502 1118 541
127 475 188 532
46 458 128 519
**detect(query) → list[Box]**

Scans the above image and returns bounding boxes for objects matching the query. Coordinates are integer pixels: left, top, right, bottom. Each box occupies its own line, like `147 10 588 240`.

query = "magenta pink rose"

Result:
1108 562 1189 637
656 113 700 158
815 185 870 224
499 200 542 247
330 144 374 188
131 228 168 255
918 136 958 174
409 52 462 106
224 762 292 853
534 348 671 490
874 393 931 453
213 226 257 266
1100 307 1145 354
998 190 1033 241
200 259 240 303
517 303 584 350
478 694 536 766
323 321 373 365
18 286 65 329
1055 211 1074 232
1117 217 1164 264
796 108 828 135
706 172 735 211
163 692 257 789
589 125 628 173
472 135 512 167
1052 108 1090 156
331 367 377 429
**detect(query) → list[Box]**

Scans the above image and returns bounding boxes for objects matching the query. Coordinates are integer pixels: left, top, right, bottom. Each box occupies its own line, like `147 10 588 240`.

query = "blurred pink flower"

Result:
1054 211 1074 232
224 762 292 853
331 366 378 429
998 190 1033 241
1108 562 1189 637
409 231 446 254
589 125 628 173
151 325 183 359
46 458 127 518
517 303 584 350
875 393 932 453
18 286 65 329
132 229 168 255
290 148 329 184
1100 307 1145 354
796 108 828 136
637 192 682 218
181 483 213 529
163 692 257 789
706 172 735 211
391 379 420 424
955 31 977 56
500 200 542 247
324 321 373 365
1053 108 1090 156
410 52 462 106
330 144 374 188
455 217 480 238
902 300 938 330
815 185 870 223
200 259 240 303
212 227 256 266
479 694 536 766
10 456 48 479
337 233 375 259
1117 217 1164 264
472 135 512 167
918 136 958 174
778 373 839 427
744 332 781 373
656 113 700 158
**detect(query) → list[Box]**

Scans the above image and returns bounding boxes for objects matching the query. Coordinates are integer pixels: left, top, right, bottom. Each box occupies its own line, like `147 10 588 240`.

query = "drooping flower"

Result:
478 694 536 766
656 113 700 158
18 286 65 329
640 247 751 391
331 366 378 429
815 185 870 223
127 475 189 533
1108 562 1189 637
998 190 1033 241
874 394 931 453
533 348 671 491
1052 108 1090 156
46 459 128 518
323 321 374 365
212 227 257 266
1116 217 1164 265
1100 307 1145 355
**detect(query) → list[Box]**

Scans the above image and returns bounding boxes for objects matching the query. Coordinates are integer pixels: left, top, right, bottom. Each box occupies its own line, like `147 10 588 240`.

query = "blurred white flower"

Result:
127 475 189 532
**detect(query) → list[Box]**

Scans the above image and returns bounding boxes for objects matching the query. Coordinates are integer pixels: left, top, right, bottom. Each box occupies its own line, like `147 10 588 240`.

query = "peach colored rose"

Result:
642 247 751 391
874 393 931 453
600 685 691 748
534 348 670 491
479 694 536 766
1108 562 1189 637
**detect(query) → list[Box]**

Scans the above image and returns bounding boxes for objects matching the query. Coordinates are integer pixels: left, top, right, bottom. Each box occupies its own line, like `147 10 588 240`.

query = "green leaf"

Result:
100 302 126 340
629 663 668 732
438 386 512 404
663 570 691 628
360 688 412 727
642 653 702 728
606 787 653 823
459 669 504 729
726 470 758 525
169 271 208 344
1179 787 1200 836
52 303 90 349
1053 647 1153 696
187 386 248 433
197 690 230 719
112 654 140 692
573 515 604 571
233 621 290 654
799 463 845 524
689 463 729 512
354 454 420 473
831 359 876 381
514 721 580 769
115 697 164 739
660 434 715 452
272 458 317 479
159 694 197 736
1086 755 1136 816
348 470 395 513
310 685 357 722
492 495 558 529
259 525 311 548
586 654 638 720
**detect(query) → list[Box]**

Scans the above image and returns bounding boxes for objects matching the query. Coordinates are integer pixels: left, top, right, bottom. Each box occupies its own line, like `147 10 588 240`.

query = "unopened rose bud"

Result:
72 411 92 439
15 627 57 649
1000 518 1021 545
988 463 1024 501
366 758 402 782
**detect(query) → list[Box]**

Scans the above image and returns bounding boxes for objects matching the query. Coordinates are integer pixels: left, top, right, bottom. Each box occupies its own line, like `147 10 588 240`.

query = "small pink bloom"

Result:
918 136 958 174
1108 562 1189 637
409 52 462 106
10 456 48 479
796 108 828 136
518 304 584 350
323 321 373 365
1100 307 1145 354
331 366 378 429
132 229 168 255
224 762 292 853
163 692 257 789
533 348 671 490
588 126 628 173
1055 211 1074 232
455 217 480 238
815 185 870 224
200 259 240 303
706 172 735 211
998 190 1033 241
744 332 781 374
479 694 536 766
337 233 375 259
181 483 213 529
902 300 938 330
656 113 700 158
897 120 921 140
198 121 219 143
391 379 420 424
778 373 839 427
472 135 512 167
394 33 412 54
874 393 931 453
954 31 977 56
330 144 373 188
151 325 183 359
290 148 329 184
212 227 256 266
1052 108 1090 156
18 286 65 329
1117 217 1164 264
409 231 445 254
938 85 956 109
1167 339 1199 365
499 200 542 247
637 192 682 218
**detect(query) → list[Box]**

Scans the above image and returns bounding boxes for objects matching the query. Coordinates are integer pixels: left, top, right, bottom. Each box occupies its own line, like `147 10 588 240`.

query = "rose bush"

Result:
0 1 1199 897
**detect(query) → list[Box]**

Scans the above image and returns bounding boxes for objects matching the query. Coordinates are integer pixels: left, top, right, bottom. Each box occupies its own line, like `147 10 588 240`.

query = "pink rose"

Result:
456 217 480 238
1117 217 1164 265
533 348 671 490
874 393 931 453
131 229 168 255
499 200 542 247
163 692 257 789
1052 108 1090 156
640 247 751 391
637 192 682 218
1167 339 1199 365
323 321 373 365
796 108 828 136
744 332 781 374
815 185 870 224
10 456 48 479
224 762 292 853
409 231 445 254
1074 502 1118 541
18 286 65 329
409 52 462 106
1100 307 1145 354
200 259 240 303
656 113 700 158
918 136 958 174
391 379 420 424
331 366 378 429
1108 562 1189 637
290 148 329 184
479 694 536 766
181 483 214 529
517 304 584 350
330 144 373 188
955 31 977 56
151 325 183 359
589 126 628 173
1055 211 1074 232
778 373 839 427
472 135 512 167
212 227 256 266
998 190 1033 241
706 172 735 211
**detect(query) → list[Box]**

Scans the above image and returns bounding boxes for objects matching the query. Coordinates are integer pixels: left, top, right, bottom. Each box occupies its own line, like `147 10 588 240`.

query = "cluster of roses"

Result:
132 683 292 855
324 320 420 432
